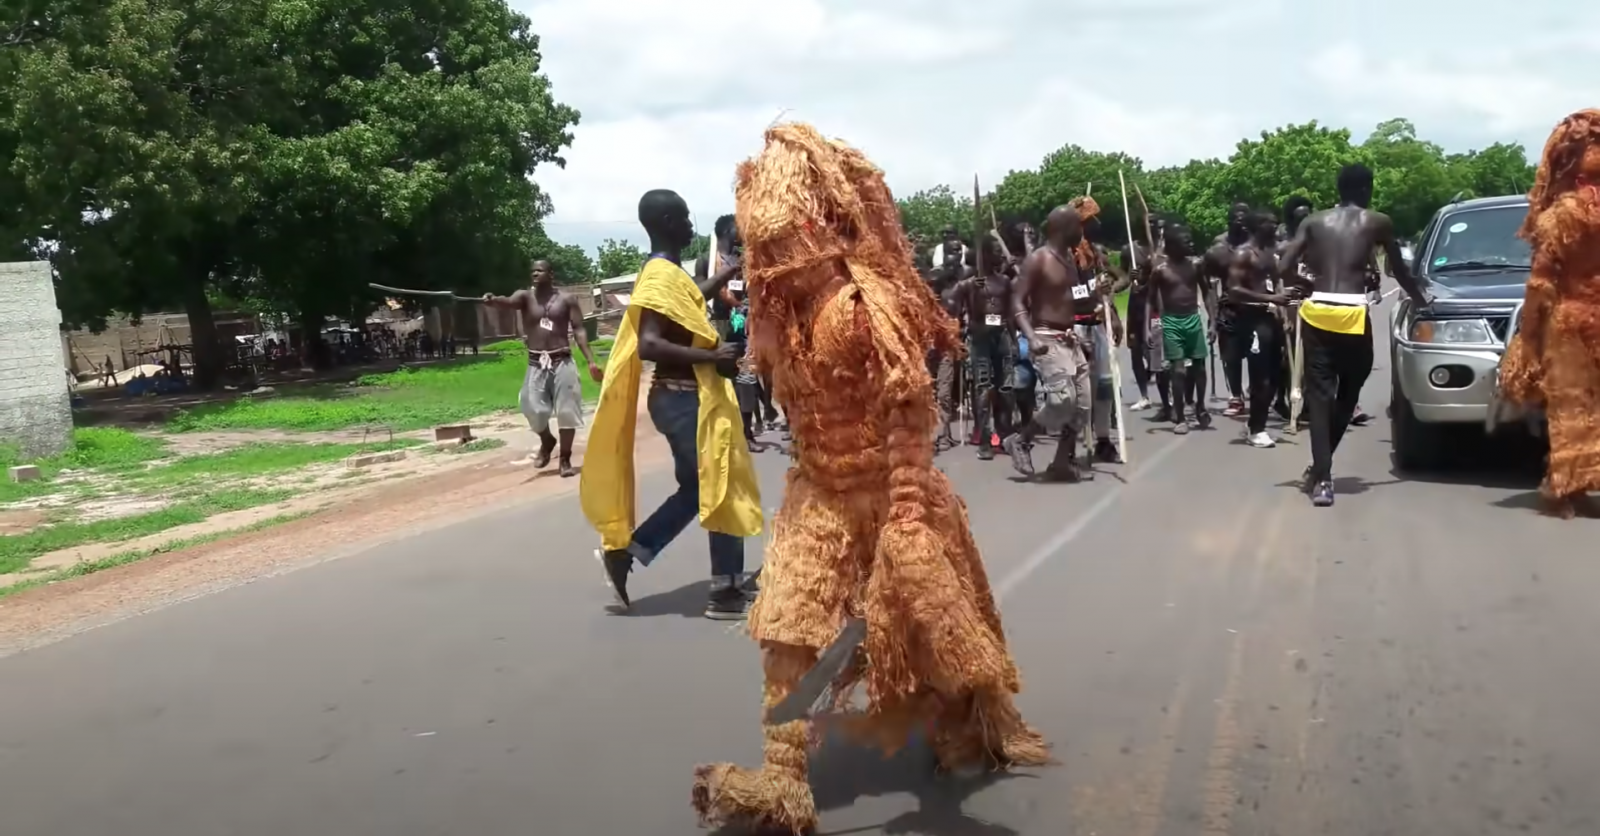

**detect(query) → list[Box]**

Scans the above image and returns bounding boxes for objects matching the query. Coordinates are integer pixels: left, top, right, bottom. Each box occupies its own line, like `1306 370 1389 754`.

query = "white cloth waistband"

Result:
1309 292 1366 306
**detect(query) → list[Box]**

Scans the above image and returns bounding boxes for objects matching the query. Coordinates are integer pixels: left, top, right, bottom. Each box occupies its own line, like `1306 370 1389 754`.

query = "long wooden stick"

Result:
1288 308 1305 433
369 282 482 303
1103 171 1131 465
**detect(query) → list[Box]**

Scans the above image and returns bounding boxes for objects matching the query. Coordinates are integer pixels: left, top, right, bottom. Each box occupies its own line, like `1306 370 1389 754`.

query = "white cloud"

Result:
517 0 1597 255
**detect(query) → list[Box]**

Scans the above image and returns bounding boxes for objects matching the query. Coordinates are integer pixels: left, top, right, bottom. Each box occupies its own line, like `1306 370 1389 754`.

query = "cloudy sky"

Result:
514 0 1596 258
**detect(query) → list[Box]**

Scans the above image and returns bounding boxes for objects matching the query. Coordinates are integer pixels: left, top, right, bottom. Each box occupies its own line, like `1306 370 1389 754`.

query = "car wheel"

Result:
1391 370 1447 471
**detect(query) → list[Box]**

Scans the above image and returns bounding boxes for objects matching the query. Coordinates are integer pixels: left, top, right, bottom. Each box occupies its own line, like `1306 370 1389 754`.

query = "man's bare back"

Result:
1280 205 1425 302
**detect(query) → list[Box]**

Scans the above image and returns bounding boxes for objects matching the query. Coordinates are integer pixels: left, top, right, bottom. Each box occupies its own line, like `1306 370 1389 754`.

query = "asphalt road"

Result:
4 298 1600 836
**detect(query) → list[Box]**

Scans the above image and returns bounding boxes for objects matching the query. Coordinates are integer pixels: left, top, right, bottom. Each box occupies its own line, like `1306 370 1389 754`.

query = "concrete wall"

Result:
0 261 72 459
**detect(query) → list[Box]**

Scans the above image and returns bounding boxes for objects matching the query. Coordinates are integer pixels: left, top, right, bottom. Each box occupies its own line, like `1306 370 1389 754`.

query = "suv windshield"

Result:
1425 204 1532 285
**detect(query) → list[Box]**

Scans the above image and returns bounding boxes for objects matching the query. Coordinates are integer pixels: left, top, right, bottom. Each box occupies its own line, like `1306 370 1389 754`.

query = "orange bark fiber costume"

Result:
1499 109 1600 517
690 123 1049 833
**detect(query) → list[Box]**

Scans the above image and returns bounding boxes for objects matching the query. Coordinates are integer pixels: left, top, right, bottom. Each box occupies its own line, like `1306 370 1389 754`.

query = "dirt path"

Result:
0 373 666 653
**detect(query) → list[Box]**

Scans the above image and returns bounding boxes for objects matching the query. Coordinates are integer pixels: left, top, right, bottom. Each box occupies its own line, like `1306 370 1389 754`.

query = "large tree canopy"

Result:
895 119 1538 249
1 0 578 385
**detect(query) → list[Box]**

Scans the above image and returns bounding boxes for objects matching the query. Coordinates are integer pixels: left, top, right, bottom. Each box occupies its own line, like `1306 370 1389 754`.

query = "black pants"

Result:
1303 313 1373 483
969 329 1015 446
1228 308 1279 434
1218 309 1245 401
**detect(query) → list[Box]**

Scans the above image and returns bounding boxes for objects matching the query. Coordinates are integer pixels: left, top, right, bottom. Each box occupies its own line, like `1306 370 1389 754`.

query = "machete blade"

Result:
763 617 867 726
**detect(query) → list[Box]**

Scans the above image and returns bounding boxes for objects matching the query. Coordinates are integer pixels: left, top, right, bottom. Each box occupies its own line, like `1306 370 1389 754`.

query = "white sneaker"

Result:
1131 398 1153 411
1246 431 1277 449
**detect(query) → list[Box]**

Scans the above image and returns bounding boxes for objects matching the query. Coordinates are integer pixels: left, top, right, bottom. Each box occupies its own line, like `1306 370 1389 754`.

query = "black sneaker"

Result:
597 548 633 609
1094 438 1119 463
1196 411 1213 431
705 585 751 621
1312 480 1335 508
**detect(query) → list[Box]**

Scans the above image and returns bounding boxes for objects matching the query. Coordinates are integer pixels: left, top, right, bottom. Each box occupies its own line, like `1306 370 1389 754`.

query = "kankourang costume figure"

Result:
1499 109 1600 519
690 123 1049 833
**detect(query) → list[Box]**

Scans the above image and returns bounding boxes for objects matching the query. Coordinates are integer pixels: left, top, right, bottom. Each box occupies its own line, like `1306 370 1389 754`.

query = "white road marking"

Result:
995 435 1187 600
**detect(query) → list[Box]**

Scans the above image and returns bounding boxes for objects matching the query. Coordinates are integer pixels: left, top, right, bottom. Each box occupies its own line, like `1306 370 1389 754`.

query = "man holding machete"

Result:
481 259 604 477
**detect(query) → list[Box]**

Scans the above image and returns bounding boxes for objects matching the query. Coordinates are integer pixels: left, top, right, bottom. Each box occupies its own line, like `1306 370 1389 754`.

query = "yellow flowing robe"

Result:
579 257 762 550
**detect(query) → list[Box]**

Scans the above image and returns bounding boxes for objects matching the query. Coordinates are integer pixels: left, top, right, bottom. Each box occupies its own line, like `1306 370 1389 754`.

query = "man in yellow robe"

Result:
579 189 764 619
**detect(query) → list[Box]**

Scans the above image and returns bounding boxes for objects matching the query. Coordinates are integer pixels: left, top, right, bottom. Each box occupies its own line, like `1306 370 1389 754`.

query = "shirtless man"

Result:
1004 204 1096 481
1202 202 1252 414
1120 219 1171 417
482 260 604 477
1226 210 1292 449
1074 208 1124 464
1149 223 1214 434
957 237 1017 460
928 260 967 452
1278 164 1428 506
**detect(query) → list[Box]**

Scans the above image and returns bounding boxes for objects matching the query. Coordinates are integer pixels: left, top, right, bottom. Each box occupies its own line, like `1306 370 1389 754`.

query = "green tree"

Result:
595 237 647 278
896 185 973 243
1448 142 1537 200
531 236 594 286
683 233 711 264
992 145 1144 245
3 0 577 380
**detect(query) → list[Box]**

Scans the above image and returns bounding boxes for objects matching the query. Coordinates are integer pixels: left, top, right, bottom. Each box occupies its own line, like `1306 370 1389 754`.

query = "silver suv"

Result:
1389 195 1535 470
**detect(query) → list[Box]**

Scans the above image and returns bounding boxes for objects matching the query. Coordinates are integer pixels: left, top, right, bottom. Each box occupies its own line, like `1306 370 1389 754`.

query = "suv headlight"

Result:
1409 318 1491 344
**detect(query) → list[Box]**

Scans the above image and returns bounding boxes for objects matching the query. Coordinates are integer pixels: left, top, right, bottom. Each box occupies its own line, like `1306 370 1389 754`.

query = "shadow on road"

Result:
706 731 1030 836
618 580 712 618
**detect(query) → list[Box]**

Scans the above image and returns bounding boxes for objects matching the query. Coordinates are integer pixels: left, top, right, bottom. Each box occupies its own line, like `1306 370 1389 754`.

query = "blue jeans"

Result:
629 386 746 578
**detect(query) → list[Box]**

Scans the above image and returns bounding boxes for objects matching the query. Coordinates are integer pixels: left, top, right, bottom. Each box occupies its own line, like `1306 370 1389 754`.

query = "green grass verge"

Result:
0 488 297 574
165 348 610 433
125 439 419 490
443 437 508 455
0 428 169 504
483 336 613 354
0 511 312 599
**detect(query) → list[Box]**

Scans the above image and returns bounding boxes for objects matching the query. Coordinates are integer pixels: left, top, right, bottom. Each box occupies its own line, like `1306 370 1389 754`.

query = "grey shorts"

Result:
1030 330 1090 435
520 357 583 433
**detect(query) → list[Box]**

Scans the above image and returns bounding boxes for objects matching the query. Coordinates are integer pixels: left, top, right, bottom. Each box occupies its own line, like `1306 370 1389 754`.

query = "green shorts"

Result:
1161 312 1207 362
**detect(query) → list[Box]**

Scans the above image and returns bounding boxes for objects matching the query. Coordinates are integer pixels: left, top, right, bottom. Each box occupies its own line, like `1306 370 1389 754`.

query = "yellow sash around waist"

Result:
1299 300 1368 335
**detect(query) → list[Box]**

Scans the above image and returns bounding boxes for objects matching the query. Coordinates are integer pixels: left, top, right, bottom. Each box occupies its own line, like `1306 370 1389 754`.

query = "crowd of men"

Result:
911 163 1426 507
544 165 1431 619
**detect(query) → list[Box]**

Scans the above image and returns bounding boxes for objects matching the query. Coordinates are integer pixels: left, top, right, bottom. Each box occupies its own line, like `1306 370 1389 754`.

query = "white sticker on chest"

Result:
984 313 1002 327
728 279 744 292
1071 283 1091 300
538 317 555 331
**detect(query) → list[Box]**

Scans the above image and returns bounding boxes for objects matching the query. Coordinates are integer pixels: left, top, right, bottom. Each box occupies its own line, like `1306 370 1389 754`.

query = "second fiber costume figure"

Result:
691 123 1049 834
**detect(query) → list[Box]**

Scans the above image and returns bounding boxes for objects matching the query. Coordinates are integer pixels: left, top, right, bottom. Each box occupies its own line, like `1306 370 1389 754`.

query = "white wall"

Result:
0 261 72 459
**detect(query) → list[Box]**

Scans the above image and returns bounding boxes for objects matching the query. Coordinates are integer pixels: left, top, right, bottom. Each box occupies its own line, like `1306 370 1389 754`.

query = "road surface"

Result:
4 299 1599 836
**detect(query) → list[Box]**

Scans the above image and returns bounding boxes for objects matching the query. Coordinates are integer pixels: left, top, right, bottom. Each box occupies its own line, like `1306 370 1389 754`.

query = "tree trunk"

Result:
182 269 223 391
298 309 329 370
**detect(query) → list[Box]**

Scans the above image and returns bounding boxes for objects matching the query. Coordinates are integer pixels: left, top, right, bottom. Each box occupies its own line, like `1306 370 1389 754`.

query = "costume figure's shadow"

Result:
709 728 1032 836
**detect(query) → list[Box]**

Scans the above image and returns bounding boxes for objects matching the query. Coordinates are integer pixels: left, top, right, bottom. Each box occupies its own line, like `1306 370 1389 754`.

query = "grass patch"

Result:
446 437 507 455
484 336 613 354
0 511 312 598
0 428 168 504
0 488 296 574
127 439 419 490
165 348 610 433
